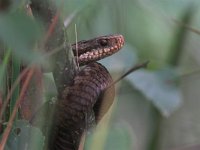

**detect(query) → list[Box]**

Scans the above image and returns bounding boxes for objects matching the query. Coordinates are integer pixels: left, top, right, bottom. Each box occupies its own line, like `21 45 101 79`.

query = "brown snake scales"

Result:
50 34 125 150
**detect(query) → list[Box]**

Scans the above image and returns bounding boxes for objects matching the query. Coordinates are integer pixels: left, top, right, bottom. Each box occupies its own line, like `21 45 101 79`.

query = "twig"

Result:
108 60 149 88
172 18 200 35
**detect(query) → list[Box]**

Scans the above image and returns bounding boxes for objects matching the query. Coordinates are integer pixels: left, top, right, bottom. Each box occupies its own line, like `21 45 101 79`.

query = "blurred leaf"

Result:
126 68 182 117
55 0 90 15
0 11 44 63
103 124 133 150
125 5 172 66
10 53 21 115
30 97 57 137
0 49 11 91
43 73 57 100
5 120 45 150
153 0 199 16
85 123 133 150
10 0 30 11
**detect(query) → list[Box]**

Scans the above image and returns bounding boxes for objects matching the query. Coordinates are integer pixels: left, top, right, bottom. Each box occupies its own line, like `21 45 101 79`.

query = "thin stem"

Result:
108 61 149 88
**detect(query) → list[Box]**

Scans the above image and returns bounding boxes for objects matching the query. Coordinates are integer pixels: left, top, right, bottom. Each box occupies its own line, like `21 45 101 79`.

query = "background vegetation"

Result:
0 0 200 150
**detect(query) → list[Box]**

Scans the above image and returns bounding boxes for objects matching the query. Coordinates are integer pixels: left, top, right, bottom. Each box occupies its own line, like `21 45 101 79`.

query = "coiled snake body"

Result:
51 35 124 150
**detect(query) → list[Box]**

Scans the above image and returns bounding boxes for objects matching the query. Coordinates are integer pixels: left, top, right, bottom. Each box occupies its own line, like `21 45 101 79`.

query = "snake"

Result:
50 34 125 150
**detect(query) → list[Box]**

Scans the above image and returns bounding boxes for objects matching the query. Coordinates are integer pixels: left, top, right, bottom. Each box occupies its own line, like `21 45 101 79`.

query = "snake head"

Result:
71 34 124 66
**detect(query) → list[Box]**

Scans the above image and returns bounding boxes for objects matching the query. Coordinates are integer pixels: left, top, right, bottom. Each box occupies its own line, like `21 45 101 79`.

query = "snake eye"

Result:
99 39 108 46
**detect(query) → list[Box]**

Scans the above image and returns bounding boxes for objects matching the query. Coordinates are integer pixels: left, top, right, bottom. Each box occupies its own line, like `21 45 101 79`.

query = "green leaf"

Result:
0 49 11 91
103 124 133 150
5 120 45 150
85 123 134 150
127 68 182 117
0 11 44 63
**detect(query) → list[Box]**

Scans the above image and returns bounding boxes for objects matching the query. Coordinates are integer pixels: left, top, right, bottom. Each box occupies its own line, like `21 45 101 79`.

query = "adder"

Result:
50 34 124 150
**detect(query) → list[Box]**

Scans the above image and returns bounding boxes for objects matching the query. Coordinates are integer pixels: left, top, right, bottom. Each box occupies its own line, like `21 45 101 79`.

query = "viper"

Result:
50 34 125 150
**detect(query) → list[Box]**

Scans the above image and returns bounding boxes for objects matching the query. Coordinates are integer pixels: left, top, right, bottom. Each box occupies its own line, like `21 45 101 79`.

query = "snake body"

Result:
50 35 124 150
28 0 125 149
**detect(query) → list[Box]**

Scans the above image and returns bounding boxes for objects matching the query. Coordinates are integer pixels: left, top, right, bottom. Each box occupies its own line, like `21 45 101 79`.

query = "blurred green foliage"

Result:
0 12 44 63
5 120 44 150
0 0 200 150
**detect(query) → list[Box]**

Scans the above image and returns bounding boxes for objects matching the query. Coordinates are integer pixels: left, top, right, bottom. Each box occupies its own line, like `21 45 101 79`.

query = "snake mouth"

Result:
72 34 124 66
